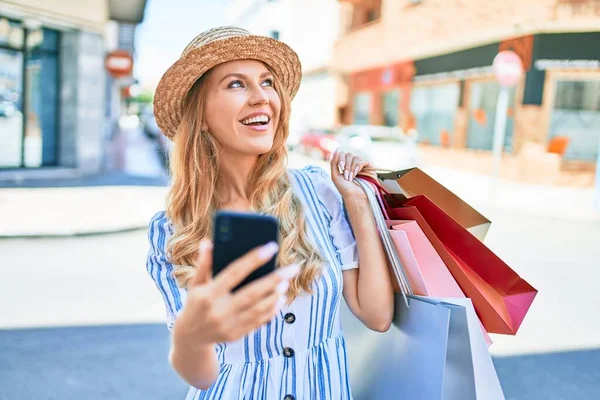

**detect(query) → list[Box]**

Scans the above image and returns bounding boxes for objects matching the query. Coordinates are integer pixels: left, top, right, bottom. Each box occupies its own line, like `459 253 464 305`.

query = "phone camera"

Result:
218 217 233 242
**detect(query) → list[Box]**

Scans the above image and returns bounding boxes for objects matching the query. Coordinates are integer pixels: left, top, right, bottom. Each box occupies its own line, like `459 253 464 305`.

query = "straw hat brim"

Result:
153 35 302 140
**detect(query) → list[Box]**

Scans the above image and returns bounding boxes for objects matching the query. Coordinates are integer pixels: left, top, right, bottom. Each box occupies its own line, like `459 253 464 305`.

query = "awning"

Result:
108 0 148 24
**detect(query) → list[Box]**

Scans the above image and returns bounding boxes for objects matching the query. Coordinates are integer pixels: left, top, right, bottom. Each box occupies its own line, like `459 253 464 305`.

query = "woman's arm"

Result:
341 194 394 332
170 318 219 390
329 151 394 332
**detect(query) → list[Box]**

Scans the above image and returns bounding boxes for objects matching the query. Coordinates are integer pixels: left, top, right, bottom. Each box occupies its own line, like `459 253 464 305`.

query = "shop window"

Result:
351 0 382 29
353 92 371 125
0 48 24 167
549 80 600 161
466 81 516 152
0 21 59 169
410 83 459 146
382 90 400 127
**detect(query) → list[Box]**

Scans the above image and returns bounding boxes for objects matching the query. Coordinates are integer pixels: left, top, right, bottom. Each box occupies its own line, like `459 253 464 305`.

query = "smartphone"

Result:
212 210 279 292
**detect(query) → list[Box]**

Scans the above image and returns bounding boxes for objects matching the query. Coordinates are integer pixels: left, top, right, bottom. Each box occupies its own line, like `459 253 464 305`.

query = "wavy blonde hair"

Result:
165 67 323 302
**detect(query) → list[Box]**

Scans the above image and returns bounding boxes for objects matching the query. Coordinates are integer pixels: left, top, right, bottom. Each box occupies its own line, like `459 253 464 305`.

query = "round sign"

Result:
105 49 133 79
493 51 523 87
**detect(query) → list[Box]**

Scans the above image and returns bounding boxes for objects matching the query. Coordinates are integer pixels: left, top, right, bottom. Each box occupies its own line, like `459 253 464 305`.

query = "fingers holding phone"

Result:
173 212 300 347
190 239 214 287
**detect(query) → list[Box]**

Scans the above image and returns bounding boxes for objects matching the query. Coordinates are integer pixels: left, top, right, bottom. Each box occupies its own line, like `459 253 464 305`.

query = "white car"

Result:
335 125 421 172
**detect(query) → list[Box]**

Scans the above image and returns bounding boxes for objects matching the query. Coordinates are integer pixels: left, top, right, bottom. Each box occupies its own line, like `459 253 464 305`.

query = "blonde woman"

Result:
146 27 394 400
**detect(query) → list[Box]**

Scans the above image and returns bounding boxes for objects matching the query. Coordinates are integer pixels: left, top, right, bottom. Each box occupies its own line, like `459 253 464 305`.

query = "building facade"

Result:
334 0 600 162
0 0 146 181
227 0 343 140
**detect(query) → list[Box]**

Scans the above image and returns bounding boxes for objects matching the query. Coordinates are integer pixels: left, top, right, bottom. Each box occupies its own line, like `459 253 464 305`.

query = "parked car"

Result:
0 101 16 117
296 128 339 161
141 111 172 170
335 125 421 171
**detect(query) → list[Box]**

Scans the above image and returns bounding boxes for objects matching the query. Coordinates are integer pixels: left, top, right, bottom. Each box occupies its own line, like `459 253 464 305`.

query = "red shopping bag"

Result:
360 175 538 335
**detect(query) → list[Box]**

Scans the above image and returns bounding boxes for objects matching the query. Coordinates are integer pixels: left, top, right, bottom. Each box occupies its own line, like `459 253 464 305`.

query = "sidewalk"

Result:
0 182 169 238
1 155 599 238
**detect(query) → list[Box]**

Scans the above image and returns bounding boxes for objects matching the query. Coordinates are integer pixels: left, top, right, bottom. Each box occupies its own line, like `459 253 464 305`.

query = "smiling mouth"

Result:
240 115 271 126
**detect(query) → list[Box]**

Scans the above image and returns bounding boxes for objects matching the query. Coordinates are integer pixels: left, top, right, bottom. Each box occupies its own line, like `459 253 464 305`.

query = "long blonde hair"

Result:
165 67 323 301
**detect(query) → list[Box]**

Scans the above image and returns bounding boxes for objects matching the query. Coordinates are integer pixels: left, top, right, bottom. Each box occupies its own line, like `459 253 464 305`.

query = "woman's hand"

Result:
329 149 377 199
172 240 299 350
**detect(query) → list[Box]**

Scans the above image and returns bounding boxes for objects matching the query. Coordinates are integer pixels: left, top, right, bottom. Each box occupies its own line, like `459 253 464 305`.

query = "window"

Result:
466 81 516 152
0 17 59 168
554 80 600 111
549 79 600 161
270 30 279 40
351 0 382 29
411 83 460 146
353 92 371 125
382 90 400 127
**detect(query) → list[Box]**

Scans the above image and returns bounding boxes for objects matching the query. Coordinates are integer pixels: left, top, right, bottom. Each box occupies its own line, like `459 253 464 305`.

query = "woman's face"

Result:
203 59 282 157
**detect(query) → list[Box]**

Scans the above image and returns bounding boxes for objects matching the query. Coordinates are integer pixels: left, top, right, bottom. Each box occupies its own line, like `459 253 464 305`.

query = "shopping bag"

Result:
399 195 538 334
344 178 504 400
344 296 505 400
387 220 465 297
387 219 493 347
378 168 491 241
360 175 537 335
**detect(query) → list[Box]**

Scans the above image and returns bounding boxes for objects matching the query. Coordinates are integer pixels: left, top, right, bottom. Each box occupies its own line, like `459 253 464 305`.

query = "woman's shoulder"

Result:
288 164 330 182
288 164 342 204
147 211 173 243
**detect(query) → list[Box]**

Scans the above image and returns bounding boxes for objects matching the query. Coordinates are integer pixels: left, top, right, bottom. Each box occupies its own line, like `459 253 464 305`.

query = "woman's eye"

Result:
261 78 274 87
228 80 244 89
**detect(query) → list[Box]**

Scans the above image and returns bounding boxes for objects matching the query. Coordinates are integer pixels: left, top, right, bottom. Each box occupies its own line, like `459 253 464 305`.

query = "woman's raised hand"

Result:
173 240 299 349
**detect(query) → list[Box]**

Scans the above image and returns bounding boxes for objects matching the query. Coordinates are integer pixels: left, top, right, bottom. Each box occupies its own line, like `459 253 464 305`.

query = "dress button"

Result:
283 347 295 358
284 395 295 400
284 312 296 324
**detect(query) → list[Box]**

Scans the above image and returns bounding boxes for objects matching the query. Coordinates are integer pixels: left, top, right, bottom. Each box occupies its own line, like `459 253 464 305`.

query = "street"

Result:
1 129 599 399
1 198 599 398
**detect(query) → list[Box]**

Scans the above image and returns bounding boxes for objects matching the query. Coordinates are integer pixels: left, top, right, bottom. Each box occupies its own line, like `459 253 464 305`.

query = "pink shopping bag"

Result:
388 220 465 298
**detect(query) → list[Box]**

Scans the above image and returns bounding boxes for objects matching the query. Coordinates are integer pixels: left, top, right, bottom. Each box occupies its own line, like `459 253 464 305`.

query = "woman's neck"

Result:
217 152 258 210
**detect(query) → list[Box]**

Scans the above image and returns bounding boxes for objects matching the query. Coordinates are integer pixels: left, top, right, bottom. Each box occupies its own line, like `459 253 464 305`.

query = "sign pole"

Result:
595 137 600 211
489 50 523 205
490 87 509 204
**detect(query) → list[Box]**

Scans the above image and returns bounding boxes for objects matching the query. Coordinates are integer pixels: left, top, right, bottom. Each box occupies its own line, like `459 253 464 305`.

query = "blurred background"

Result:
1 0 599 399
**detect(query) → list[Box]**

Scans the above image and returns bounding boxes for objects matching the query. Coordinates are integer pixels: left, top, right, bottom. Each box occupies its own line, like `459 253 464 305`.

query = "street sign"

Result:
493 50 523 88
105 49 133 79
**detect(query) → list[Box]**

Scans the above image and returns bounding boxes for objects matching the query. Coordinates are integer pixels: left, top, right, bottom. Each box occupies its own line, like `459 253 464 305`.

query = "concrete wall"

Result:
60 30 106 173
0 0 108 32
333 0 600 73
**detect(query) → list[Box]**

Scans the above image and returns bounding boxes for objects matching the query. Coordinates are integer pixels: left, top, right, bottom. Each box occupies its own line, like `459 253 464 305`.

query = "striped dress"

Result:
146 165 360 400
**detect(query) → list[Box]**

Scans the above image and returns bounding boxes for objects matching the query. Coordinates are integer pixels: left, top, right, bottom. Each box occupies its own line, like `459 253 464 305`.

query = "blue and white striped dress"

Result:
146 166 360 400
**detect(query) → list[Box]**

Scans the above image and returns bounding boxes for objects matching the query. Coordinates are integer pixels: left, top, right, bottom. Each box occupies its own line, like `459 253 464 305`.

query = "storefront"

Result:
346 32 600 163
530 33 600 162
412 41 522 152
0 17 59 169
347 62 415 128
0 0 146 181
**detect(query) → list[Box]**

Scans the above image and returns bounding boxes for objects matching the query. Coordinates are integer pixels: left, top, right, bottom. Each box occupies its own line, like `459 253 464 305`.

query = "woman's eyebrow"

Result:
219 71 273 84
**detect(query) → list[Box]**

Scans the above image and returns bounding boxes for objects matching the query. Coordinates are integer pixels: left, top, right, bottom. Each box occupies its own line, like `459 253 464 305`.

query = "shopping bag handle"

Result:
357 174 395 218
353 177 414 305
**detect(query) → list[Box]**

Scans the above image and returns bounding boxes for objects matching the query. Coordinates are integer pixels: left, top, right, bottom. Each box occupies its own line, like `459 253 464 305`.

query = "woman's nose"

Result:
248 86 269 106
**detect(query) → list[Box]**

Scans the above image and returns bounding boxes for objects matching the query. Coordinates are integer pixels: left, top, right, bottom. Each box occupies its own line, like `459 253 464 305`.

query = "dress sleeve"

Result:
146 211 187 331
304 166 359 271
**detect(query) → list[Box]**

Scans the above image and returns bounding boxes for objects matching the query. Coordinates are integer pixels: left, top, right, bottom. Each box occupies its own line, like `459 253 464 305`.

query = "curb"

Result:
0 225 148 240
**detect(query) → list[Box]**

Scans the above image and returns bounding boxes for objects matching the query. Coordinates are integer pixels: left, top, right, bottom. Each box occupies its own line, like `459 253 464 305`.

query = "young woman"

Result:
146 26 394 400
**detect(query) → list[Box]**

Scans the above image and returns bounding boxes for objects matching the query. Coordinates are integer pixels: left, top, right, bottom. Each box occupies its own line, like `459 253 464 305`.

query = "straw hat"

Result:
153 26 302 140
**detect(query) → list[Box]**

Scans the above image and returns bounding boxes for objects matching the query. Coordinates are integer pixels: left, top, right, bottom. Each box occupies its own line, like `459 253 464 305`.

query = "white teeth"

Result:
241 115 270 125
